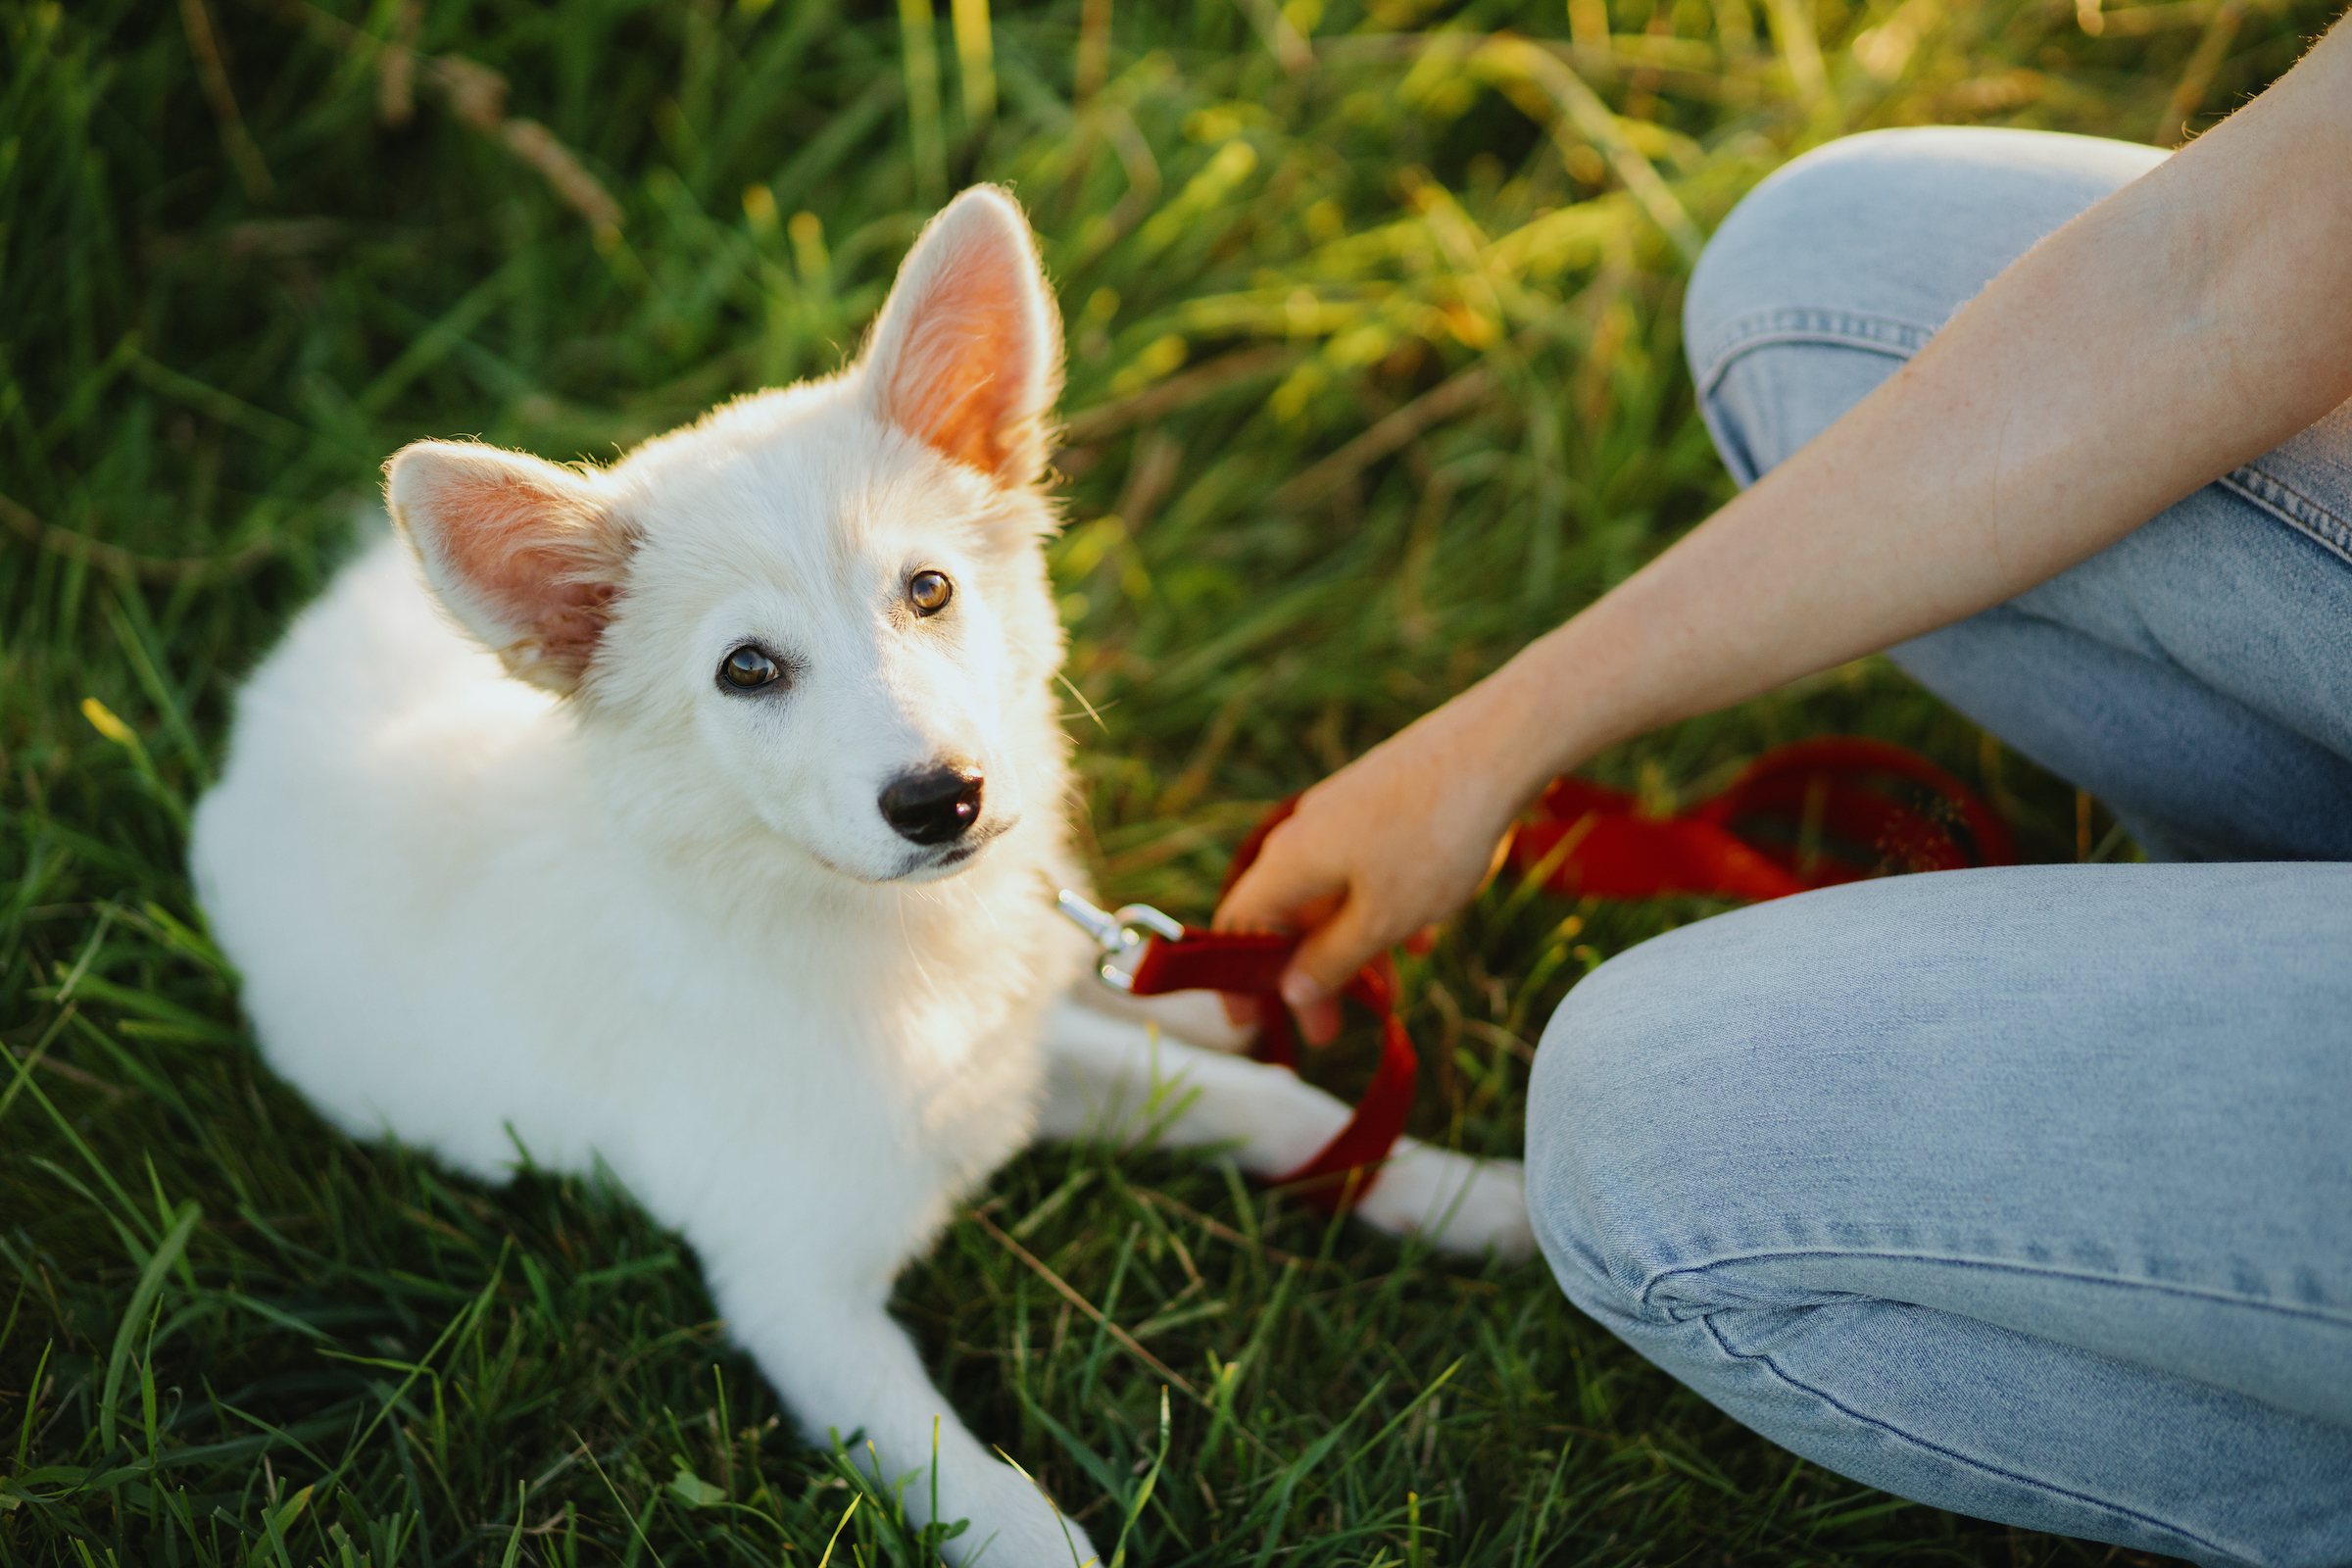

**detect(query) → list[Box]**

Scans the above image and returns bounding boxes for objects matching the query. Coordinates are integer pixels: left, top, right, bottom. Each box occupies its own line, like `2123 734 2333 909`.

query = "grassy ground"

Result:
2 0 2338 1562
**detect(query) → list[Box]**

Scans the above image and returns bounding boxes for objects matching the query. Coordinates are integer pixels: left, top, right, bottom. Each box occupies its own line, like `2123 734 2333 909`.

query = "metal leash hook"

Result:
1051 870 1419 1215
1055 890 1185 992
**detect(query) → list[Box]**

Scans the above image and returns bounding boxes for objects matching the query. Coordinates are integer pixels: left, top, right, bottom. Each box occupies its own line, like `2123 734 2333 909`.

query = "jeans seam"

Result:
1639 1249 2352 1332
1698 1311 2236 1561
1691 306 1934 398
2219 465 2352 569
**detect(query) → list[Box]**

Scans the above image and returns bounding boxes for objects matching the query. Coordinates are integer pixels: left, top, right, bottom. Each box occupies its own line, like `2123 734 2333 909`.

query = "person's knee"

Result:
1525 885 1950 1314
1524 967 1621 1310
1686 126 2163 413
1684 128 1943 385
1525 930 1738 1328
1683 129 1969 480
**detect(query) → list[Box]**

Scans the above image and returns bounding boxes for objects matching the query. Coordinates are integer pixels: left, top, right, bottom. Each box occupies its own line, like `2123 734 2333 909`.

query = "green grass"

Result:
1 0 2336 1561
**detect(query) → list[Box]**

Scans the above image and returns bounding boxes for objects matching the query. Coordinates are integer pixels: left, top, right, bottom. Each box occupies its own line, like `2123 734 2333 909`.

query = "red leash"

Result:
1058 797 1420 1213
1508 737 2011 900
1060 738 2009 1215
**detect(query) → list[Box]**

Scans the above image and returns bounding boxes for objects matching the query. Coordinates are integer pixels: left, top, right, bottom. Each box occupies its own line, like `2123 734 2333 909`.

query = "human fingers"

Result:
1214 821 1351 1033
1276 893 1388 1037
1219 963 1339 1041
1212 815 1344 936
1294 991 1343 1047
1215 815 1368 1041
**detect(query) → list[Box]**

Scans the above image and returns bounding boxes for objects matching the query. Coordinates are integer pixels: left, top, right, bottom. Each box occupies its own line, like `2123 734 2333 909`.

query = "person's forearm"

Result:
1214 19 2352 1015
1455 21 2352 809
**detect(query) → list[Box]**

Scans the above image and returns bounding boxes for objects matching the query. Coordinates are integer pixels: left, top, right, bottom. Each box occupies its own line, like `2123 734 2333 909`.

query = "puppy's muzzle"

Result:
879 762 984 845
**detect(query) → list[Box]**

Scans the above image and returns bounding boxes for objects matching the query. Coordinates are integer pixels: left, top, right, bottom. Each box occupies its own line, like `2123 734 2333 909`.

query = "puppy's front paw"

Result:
948 1465 1099 1567
1356 1144 1535 1261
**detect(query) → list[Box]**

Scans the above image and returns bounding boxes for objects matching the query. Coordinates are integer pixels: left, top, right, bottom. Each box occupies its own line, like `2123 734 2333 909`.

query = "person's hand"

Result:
1213 19 2352 1045
1214 695 1530 1044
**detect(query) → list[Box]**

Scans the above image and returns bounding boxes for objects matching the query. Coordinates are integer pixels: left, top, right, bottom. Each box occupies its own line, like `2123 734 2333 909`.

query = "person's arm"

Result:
1218 17 2352 1042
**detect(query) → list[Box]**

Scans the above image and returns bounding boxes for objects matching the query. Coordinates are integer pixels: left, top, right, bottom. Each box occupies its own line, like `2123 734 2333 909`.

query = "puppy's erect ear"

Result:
859 186 1063 489
384 441 634 696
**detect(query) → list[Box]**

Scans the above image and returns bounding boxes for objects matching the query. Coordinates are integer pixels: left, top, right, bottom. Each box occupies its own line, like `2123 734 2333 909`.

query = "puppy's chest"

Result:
628 901 1058 1157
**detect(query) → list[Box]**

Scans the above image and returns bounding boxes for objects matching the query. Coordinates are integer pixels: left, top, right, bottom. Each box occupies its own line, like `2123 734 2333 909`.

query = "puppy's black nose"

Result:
879 763 984 846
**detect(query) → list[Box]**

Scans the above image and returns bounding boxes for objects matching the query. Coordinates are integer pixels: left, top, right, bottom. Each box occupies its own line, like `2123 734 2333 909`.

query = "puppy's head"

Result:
385 186 1068 886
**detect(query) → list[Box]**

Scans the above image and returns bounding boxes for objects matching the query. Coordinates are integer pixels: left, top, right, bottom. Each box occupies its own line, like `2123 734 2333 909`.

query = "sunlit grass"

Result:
2 0 2332 1560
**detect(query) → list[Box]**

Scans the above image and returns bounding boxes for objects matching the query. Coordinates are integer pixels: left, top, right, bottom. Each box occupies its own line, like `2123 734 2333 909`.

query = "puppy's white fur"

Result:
190 187 1529 1566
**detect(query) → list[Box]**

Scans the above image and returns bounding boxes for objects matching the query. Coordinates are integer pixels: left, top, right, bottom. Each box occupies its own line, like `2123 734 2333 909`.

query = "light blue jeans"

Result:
1526 129 2352 1568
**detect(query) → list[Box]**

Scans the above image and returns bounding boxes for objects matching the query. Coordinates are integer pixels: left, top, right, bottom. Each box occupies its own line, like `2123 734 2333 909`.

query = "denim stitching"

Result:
2220 466 2352 569
1693 307 1935 397
1640 1249 2352 1331
1697 1312 2237 1561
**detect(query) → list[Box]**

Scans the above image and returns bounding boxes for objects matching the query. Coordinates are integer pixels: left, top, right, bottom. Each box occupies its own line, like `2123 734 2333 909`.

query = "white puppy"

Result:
190 186 1530 1565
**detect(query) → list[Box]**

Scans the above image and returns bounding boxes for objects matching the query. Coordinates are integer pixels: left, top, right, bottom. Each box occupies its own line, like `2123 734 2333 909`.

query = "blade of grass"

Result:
98 1200 201 1453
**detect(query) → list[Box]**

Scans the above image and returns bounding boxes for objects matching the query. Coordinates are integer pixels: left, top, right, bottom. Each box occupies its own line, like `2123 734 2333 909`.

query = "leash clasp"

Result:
1055 890 1185 993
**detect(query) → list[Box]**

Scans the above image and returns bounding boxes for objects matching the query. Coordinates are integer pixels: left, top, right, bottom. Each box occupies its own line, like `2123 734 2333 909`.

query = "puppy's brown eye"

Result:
908 570 953 616
719 645 781 691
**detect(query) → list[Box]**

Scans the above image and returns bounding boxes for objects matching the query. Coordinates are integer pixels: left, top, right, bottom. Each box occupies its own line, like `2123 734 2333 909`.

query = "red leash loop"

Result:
1061 739 2010 1216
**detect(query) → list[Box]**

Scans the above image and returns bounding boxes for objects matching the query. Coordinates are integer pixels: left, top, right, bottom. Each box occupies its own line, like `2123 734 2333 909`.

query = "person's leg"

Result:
1687 126 2170 489
1684 126 2352 860
1524 126 2352 1565
1895 502 2352 861
1525 864 2352 1568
